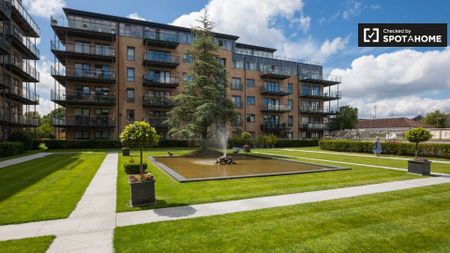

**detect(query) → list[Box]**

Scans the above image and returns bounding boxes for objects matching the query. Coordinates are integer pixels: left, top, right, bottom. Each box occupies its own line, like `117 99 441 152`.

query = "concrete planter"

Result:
408 160 431 175
243 144 251 153
122 149 130 156
130 180 155 206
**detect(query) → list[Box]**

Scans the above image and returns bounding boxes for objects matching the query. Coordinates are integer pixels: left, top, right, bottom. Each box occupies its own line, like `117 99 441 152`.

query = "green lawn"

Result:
0 153 106 225
116 149 420 212
255 148 450 174
0 150 42 162
114 183 450 253
0 236 55 253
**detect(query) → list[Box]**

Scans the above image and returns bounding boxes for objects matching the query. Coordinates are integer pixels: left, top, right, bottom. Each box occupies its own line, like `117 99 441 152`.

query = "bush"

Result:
124 163 148 174
319 140 450 159
9 131 33 150
275 139 319 147
34 139 190 150
265 134 279 147
228 136 245 148
157 140 189 147
0 142 24 157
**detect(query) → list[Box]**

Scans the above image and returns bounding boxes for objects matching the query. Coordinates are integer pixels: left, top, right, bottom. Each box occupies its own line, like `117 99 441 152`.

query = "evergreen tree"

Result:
329 106 358 131
168 11 236 145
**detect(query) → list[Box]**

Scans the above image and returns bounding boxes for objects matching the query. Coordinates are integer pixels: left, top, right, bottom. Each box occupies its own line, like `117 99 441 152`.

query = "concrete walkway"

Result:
116 176 450 227
281 148 450 164
0 152 52 168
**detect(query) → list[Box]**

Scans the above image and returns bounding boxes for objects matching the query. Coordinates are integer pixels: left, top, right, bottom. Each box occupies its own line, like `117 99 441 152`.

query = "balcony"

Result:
0 34 10 54
143 73 179 88
0 70 11 88
0 0 11 19
299 73 341 87
299 123 329 130
145 117 169 129
51 90 116 106
51 16 117 41
2 22 39 59
51 66 116 86
51 40 115 64
10 114 39 127
7 0 39 37
299 90 341 101
0 55 39 82
52 115 115 128
260 121 291 131
261 104 292 113
143 96 174 108
5 84 39 105
143 51 179 68
143 30 179 49
260 86 291 96
260 66 292 80
299 106 339 115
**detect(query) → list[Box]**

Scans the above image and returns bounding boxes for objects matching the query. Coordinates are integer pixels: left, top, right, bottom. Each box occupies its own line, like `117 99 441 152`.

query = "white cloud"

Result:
36 57 55 97
37 98 54 116
331 48 450 118
171 0 345 63
23 0 65 18
341 1 362 20
127 13 148 21
319 37 347 58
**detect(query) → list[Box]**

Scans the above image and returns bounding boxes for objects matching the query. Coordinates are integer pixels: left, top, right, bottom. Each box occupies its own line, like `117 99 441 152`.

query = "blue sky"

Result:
24 0 450 118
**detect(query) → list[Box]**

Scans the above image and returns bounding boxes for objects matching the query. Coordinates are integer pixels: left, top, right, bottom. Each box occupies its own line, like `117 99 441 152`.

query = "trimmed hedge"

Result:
34 139 191 150
124 163 148 174
319 140 450 159
0 142 24 157
275 139 319 148
9 131 33 150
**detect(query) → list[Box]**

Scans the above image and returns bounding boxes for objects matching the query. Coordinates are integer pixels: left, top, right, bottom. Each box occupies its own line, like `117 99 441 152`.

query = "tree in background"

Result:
422 110 447 128
167 11 236 149
329 106 359 131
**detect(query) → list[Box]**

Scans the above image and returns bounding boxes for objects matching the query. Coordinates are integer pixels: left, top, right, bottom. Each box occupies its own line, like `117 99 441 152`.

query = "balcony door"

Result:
75 108 90 126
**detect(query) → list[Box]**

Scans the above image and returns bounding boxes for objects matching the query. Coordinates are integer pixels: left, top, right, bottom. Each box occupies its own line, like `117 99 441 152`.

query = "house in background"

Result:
356 117 432 138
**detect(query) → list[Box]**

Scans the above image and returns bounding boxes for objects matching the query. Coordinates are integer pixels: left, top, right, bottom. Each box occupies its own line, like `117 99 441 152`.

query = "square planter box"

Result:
130 180 156 206
122 149 130 156
408 160 431 175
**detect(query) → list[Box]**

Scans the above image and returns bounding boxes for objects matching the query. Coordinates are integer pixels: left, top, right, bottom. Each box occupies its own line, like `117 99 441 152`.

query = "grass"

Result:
256 148 450 174
0 150 42 162
116 149 420 212
0 153 106 225
114 183 450 253
0 236 55 253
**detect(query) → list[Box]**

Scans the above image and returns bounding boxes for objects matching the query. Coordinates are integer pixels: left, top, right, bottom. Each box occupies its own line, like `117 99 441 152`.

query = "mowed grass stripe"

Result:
0 236 55 253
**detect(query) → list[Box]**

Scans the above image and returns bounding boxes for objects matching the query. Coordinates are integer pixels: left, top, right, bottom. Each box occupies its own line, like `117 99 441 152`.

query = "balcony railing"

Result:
51 39 115 58
299 90 341 100
0 55 39 81
0 0 11 19
261 86 292 96
260 66 292 79
299 73 341 85
143 30 179 48
10 114 39 126
261 104 292 112
51 90 115 105
0 33 10 53
6 84 39 104
261 121 290 130
145 117 169 128
1 22 39 58
52 115 115 128
143 73 179 87
6 0 39 36
300 123 329 130
299 106 339 114
143 96 174 108
51 15 117 35
51 66 116 83
143 51 179 67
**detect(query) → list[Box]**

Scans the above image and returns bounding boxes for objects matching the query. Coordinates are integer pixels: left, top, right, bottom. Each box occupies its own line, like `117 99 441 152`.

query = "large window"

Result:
246 114 255 123
288 83 293 94
231 78 242 90
95 130 109 140
127 67 135 82
232 96 241 108
127 47 135 61
246 79 255 88
183 53 193 63
232 60 244 69
247 96 255 105
75 131 90 140
127 88 135 102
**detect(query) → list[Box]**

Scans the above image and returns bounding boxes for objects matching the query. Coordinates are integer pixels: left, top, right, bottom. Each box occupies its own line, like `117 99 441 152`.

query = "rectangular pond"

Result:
151 155 350 182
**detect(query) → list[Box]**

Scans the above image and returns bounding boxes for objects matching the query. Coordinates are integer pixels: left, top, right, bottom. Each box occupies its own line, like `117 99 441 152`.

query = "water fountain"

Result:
215 125 236 165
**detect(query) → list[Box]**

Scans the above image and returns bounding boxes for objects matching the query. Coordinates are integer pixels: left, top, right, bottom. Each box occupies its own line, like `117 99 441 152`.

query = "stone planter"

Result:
408 160 431 175
130 180 155 206
122 149 130 156
243 144 251 153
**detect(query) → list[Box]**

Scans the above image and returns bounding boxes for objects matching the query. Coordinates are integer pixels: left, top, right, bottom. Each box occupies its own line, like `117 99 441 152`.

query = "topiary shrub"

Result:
404 127 432 159
9 131 33 150
124 163 148 174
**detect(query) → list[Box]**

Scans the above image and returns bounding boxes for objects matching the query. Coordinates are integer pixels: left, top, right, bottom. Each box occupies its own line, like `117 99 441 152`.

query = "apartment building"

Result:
0 0 40 140
50 8 340 141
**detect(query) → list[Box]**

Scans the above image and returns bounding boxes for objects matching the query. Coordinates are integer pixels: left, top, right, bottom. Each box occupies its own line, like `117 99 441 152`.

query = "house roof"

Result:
357 117 432 129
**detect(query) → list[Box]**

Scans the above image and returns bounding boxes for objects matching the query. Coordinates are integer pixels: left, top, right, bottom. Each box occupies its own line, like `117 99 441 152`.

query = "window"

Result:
183 53 193 63
94 87 110 95
245 62 257 70
288 99 293 110
231 78 241 90
246 114 255 123
288 116 294 126
127 89 135 102
233 114 242 126
288 132 293 140
75 86 90 96
95 130 109 140
127 67 135 82
126 110 135 124
232 60 244 69
96 44 112 56
232 96 241 108
287 83 293 94
95 109 109 115
75 108 89 115
263 81 280 92
219 58 226 66
75 130 90 140
74 41 89 54
247 96 255 105
182 72 193 82
127 47 135 61
246 79 255 88
75 63 90 77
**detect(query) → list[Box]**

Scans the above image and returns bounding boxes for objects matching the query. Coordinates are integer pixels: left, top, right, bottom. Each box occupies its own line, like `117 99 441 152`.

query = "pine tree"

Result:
168 11 236 146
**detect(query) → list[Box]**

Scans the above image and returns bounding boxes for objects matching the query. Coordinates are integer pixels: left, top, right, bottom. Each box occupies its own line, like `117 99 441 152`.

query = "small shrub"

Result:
124 163 148 174
275 139 319 147
228 136 245 148
265 134 279 147
0 142 24 157
9 131 33 150
255 135 266 148
405 128 432 159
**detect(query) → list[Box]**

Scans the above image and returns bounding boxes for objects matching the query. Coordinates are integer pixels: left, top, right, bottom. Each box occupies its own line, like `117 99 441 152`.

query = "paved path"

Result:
281 148 450 164
116 177 450 227
0 152 52 168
